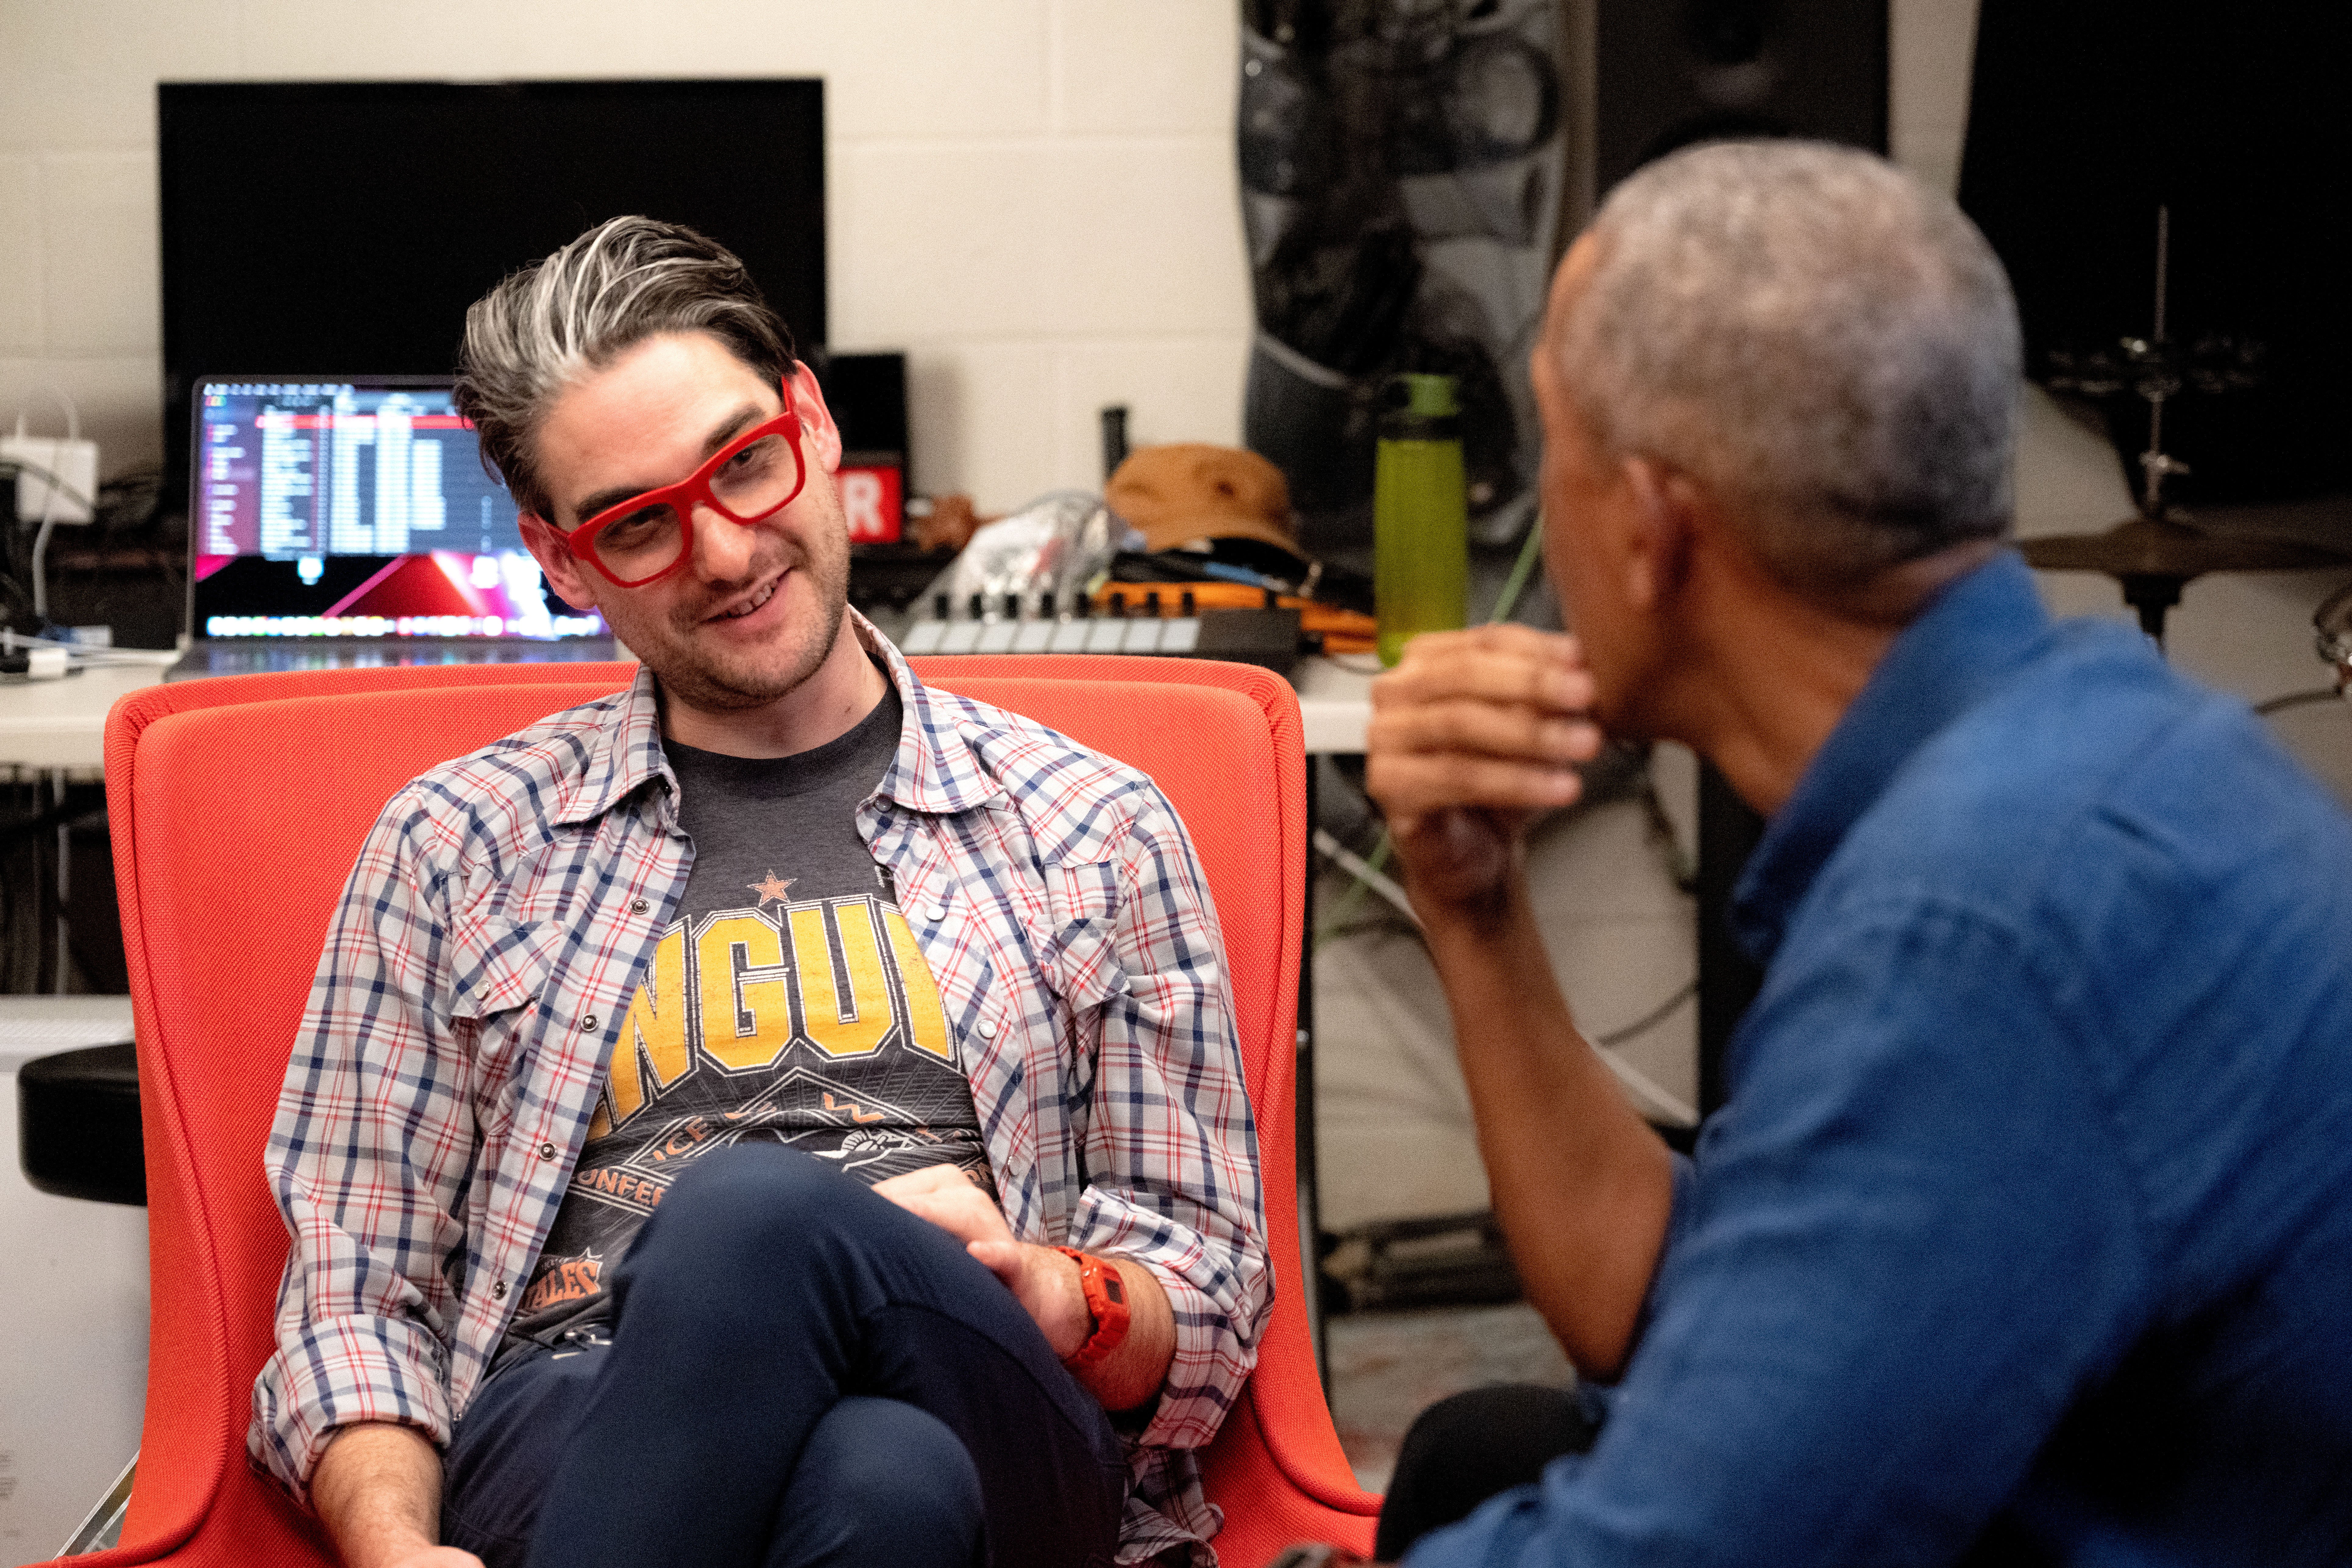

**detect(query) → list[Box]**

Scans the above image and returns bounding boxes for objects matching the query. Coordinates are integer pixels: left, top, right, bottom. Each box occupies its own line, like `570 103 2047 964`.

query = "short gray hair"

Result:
1555 141 2020 592
454 216 795 521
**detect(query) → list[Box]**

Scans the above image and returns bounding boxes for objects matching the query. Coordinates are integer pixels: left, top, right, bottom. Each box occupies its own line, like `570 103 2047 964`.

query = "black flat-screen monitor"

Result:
157 79 826 526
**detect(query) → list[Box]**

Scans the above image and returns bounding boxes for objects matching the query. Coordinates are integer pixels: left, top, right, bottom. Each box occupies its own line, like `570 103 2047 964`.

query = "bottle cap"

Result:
1386 373 1459 418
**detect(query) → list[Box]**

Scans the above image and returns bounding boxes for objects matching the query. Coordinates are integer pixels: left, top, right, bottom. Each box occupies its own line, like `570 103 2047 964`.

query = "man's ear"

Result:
519 513 601 613
1620 456 1697 614
786 360 845 477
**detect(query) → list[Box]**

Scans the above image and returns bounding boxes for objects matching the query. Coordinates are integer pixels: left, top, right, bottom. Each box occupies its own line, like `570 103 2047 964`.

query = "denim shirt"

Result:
1414 554 2352 1566
253 616 1270 1563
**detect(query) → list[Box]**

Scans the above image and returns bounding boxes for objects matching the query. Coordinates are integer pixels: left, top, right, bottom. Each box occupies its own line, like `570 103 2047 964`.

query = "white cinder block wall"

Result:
0 0 1252 513
1 0 1996 518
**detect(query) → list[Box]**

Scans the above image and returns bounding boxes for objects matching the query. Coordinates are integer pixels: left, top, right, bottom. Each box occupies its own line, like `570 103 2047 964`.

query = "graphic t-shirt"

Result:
501 688 991 1351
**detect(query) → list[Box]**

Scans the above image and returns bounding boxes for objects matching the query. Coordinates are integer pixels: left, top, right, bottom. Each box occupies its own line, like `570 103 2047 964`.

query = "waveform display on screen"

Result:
192 380 604 641
199 382 523 558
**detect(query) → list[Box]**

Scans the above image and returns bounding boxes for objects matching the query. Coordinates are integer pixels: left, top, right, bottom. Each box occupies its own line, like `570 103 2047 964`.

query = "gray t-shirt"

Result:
502 687 990 1351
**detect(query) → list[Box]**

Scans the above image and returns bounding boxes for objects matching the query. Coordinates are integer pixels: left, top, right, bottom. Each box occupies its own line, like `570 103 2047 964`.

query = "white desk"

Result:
1292 655 1376 755
0 655 1377 773
0 661 176 773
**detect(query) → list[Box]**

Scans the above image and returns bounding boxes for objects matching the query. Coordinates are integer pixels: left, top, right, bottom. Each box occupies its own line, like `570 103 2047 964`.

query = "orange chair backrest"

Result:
90 657 1373 1568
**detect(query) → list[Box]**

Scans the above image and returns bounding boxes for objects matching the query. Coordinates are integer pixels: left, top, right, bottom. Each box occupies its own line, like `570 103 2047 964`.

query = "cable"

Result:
1307 826 1702 1125
1489 510 1545 625
1313 827 1413 930
0 456 98 517
2 453 100 623
1310 511 1701 1125
30 512 59 621
1595 1040 1698 1128
1593 979 1697 1050
1593 981 1701 1127
1313 514 1548 948
2256 688 2343 717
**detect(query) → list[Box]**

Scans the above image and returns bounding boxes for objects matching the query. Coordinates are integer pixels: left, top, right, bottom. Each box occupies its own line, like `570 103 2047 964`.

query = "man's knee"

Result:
659 1141 834 1221
1376 1383 1597 1561
777 1397 984 1568
631 1144 856 1264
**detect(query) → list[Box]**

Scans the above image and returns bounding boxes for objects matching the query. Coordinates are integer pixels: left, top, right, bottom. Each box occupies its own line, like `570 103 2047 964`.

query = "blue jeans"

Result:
442 1145 1127 1568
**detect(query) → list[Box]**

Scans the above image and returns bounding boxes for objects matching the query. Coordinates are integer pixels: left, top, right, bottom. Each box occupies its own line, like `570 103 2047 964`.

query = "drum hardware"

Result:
2259 580 2352 719
2025 207 2350 648
2317 581 2352 690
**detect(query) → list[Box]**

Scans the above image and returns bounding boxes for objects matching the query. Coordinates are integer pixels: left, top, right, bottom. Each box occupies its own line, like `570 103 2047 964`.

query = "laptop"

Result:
168 375 618 679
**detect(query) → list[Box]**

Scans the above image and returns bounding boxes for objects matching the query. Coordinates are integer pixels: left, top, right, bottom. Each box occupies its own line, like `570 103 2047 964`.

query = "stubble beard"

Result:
636 531 852 716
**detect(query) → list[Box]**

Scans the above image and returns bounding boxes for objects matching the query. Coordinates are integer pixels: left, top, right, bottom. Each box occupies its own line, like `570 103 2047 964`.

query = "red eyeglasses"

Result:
561 375 809 588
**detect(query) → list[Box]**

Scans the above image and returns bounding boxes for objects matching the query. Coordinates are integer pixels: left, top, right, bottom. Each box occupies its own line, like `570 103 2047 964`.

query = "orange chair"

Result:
48 656 1378 1568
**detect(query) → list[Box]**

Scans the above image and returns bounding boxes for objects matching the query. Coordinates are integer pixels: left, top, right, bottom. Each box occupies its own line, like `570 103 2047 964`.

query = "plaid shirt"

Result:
254 618 1271 1563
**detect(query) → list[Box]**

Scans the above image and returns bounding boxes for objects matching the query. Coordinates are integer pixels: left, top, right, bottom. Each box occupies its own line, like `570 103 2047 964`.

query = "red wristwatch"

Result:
1053 1246 1131 1371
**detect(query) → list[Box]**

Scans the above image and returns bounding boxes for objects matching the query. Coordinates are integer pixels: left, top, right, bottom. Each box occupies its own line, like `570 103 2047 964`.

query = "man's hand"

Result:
870 1163 1093 1357
1366 625 1604 916
871 1162 1178 1410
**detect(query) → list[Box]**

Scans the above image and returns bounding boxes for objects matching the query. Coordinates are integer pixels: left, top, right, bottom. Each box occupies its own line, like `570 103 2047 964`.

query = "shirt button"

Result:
492 1281 507 1299
978 1016 999 1039
928 902 950 922
539 1141 558 1160
630 898 650 916
581 1016 599 1032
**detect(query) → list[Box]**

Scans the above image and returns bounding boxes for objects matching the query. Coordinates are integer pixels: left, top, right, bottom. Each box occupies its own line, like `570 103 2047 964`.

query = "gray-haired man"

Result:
1365 141 2352 1564
254 217 1269 1568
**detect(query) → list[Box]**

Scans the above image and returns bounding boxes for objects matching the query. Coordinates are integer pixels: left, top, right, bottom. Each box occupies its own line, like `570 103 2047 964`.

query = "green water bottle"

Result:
1374 372 1469 666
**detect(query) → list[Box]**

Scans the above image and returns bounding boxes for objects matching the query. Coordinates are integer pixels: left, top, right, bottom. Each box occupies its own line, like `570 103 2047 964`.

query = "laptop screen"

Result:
190 376 606 641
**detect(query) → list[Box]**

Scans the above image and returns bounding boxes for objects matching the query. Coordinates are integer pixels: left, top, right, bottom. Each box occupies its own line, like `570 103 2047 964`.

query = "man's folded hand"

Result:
871 1162 1093 1357
1366 624 1604 918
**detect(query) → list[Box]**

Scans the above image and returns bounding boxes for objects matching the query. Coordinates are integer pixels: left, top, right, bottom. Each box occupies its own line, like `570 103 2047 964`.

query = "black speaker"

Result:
808 350 911 495
1566 0 1888 228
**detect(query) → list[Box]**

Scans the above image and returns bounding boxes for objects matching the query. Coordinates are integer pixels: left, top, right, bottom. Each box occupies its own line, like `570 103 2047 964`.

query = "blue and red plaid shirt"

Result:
254 617 1271 1563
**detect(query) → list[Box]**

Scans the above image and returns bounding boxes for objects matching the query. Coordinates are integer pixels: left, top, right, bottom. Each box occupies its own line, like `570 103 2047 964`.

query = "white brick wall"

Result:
0 0 1251 510
0 0 1992 507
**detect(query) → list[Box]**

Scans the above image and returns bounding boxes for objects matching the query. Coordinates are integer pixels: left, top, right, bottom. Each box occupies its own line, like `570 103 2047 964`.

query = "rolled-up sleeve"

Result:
1064 788 1272 1454
252 795 474 1501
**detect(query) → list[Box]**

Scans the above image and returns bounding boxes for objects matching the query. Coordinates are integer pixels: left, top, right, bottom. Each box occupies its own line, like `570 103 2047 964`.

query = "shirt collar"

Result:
865 611 1008 815
553 606 999 828
1729 550 2055 964
553 662 672 828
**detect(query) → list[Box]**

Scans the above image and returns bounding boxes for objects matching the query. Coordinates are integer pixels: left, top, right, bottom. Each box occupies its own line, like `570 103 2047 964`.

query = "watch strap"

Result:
1053 1246 1132 1371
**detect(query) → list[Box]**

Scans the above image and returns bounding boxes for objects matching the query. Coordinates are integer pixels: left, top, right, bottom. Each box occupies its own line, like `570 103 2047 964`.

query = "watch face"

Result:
1058 1248 1133 1369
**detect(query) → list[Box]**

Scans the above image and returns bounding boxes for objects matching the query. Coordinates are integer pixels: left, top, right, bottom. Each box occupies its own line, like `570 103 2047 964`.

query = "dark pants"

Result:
1373 1383 1603 1562
442 1145 1127 1568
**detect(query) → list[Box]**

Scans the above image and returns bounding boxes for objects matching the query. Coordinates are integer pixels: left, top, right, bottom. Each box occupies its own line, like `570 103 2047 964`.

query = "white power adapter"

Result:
2 432 100 524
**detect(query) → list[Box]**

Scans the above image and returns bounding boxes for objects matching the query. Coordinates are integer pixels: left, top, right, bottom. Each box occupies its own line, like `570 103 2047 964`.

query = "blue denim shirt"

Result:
1412 554 2352 1566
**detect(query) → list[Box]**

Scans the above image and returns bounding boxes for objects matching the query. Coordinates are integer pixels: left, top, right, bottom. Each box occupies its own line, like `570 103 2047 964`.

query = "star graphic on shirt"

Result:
748 870 796 908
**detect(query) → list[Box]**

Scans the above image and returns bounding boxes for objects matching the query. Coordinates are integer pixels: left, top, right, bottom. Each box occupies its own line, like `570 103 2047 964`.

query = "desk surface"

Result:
1291 655 1378 754
0 661 176 772
0 654 1378 772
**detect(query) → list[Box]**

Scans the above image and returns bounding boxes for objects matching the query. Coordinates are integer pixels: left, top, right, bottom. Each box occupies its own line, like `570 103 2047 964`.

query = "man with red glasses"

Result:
251 216 1269 1568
